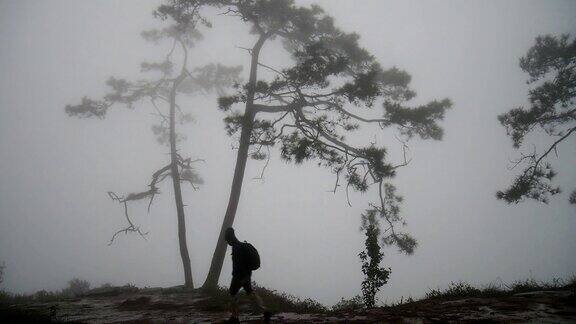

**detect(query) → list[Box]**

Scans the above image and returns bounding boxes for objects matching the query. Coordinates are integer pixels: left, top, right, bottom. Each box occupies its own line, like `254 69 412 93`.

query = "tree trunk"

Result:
202 34 268 289
202 110 255 289
170 76 194 288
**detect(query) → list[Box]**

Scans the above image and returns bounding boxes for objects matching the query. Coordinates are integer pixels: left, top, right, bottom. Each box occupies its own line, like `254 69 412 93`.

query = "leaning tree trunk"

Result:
202 34 268 289
170 75 194 288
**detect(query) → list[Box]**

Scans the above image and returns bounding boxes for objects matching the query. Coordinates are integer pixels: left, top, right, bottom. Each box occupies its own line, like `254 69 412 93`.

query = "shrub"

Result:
331 295 365 312
62 278 90 297
98 283 113 289
0 262 5 285
253 284 327 313
508 277 564 293
0 290 10 302
425 281 481 300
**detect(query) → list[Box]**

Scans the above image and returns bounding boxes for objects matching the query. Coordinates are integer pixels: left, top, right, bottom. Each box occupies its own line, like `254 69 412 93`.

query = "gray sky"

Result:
0 0 575 306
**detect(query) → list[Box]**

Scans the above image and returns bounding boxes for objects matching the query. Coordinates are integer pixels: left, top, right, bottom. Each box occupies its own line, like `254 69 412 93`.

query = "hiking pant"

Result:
229 274 253 295
229 274 266 317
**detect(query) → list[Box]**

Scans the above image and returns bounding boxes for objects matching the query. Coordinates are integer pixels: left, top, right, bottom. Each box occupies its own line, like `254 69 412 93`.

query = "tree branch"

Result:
107 192 149 245
310 100 390 124
253 104 294 113
531 125 576 176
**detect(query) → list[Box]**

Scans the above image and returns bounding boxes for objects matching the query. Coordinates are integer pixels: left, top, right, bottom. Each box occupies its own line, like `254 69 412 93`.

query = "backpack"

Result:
242 241 260 271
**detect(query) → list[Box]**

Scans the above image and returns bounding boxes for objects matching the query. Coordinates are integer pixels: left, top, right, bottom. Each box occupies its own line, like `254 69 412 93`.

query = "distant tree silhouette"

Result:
497 34 575 207
156 0 452 289
65 13 241 287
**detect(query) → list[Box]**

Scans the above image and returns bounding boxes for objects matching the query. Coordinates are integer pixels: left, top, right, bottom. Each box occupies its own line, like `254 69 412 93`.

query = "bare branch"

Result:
533 126 576 170
235 45 252 55
107 193 149 245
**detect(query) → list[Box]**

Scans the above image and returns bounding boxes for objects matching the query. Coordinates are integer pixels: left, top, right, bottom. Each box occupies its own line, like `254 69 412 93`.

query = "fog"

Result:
1 0 575 306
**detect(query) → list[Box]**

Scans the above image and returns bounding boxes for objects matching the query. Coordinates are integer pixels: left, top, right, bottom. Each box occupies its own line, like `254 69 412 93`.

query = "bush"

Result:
508 277 564 293
34 290 56 302
0 292 34 304
0 262 5 285
253 284 327 313
0 290 11 302
98 283 113 289
63 278 90 297
331 295 364 312
569 275 576 295
425 281 482 300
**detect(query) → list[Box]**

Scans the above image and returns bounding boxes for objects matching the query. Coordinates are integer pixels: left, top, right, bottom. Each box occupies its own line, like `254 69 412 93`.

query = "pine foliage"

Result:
498 34 576 205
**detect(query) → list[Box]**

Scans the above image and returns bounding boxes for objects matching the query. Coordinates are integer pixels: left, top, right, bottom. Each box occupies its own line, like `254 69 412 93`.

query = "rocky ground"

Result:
1 285 575 323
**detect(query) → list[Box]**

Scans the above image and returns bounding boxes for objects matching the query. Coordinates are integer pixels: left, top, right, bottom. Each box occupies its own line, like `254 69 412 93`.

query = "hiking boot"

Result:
263 311 272 323
226 316 240 324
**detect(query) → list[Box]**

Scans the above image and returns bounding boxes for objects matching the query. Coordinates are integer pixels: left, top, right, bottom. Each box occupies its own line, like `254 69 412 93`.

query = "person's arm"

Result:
232 245 241 276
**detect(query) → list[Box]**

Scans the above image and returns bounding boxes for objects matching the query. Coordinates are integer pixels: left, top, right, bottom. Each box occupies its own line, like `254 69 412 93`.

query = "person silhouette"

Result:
225 227 271 323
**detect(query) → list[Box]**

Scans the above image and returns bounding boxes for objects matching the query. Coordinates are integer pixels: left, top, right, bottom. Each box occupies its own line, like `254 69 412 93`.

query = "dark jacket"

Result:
231 242 251 278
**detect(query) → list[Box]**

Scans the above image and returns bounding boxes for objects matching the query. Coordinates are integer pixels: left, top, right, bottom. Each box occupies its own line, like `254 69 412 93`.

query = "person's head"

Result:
225 227 238 246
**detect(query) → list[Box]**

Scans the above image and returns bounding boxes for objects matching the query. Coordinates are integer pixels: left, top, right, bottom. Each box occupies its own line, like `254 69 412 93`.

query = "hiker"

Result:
225 227 271 323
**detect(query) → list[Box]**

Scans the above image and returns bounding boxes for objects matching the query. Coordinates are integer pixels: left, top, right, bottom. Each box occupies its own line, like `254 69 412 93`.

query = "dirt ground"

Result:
2 286 575 323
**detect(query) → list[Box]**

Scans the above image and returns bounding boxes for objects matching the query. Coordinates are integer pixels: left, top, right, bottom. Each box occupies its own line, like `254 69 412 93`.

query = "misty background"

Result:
0 0 575 306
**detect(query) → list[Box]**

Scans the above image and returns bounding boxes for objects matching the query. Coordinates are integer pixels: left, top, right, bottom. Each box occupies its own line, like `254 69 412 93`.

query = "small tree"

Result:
65 11 240 287
497 34 576 206
156 0 452 289
359 208 391 308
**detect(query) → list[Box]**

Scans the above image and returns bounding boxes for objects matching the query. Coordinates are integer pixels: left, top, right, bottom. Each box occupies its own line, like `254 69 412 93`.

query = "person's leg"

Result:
243 278 270 322
229 277 242 321
251 291 266 312
230 295 240 320
230 296 240 319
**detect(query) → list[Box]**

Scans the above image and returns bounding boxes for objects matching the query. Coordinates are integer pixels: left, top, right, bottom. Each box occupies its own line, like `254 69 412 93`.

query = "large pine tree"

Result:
156 0 452 289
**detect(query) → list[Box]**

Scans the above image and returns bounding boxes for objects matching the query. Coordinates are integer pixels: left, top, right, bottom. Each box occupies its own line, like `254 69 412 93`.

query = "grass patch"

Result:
331 295 365 313
198 283 327 314
422 277 574 302
255 284 327 313
425 281 487 300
